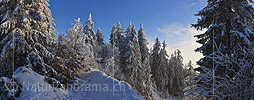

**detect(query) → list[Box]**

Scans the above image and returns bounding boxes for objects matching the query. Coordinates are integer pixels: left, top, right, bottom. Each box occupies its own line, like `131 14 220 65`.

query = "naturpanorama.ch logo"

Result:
5 81 126 92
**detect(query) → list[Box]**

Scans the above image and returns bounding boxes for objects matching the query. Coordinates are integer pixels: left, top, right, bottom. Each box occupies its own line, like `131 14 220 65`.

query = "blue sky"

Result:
49 0 206 66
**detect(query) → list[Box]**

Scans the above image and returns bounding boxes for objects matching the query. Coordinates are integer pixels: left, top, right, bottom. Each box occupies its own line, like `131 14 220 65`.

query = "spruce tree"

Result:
190 1 254 98
150 37 161 90
138 24 149 61
83 13 96 44
108 23 121 71
56 18 96 81
94 28 105 63
121 23 151 99
63 18 86 80
169 49 185 97
194 0 254 76
187 46 254 99
96 28 104 46
158 41 170 97
116 22 125 71
122 23 142 81
125 21 132 38
115 22 125 50
151 37 161 78
184 60 195 84
184 60 196 99
0 0 56 77
138 24 153 100
151 39 171 98
109 23 117 46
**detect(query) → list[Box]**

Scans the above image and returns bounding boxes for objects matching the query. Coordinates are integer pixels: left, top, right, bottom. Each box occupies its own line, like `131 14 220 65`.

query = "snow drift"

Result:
0 67 144 100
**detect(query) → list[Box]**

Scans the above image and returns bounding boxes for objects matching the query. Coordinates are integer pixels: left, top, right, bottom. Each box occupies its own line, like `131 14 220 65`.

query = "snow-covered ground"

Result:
3 66 144 100
152 85 185 100
152 89 180 100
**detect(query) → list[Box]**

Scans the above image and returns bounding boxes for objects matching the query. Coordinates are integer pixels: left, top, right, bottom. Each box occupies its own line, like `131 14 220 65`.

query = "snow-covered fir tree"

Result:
55 18 96 82
149 38 188 98
120 23 153 100
0 0 56 78
159 41 170 94
138 24 149 61
169 49 185 97
150 37 161 87
0 0 59 98
184 61 195 86
125 21 132 39
182 61 197 100
108 23 120 59
122 23 141 81
101 42 121 77
103 57 118 77
137 24 153 99
83 13 96 45
186 45 254 99
53 33 68 82
115 22 125 51
96 28 104 46
193 0 254 75
115 22 125 74
94 28 105 63
107 23 122 77
151 39 170 98
190 0 254 99
109 23 117 46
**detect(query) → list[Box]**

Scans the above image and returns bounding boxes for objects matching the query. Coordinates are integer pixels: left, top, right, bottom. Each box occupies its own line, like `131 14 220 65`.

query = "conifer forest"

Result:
1 0 254 100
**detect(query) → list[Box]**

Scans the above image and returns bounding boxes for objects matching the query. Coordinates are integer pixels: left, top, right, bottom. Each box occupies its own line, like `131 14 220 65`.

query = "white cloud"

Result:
184 0 206 10
157 23 194 46
150 23 206 68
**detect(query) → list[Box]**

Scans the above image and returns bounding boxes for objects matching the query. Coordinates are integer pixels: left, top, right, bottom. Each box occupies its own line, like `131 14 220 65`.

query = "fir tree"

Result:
151 37 161 79
184 60 195 84
116 22 125 71
186 46 254 99
96 28 104 46
138 24 150 61
0 0 56 77
125 21 132 38
109 23 117 46
102 42 120 74
83 13 96 44
0 0 58 98
193 0 254 76
120 23 152 99
138 24 153 100
108 23 121 72
103 57 118 77
122 23 142 81
94 27 105 63
158 41 170 97
115 22 125 50
169 49 185 97
63 18 85 79
56 18 96 81
151 39 171 98
150 37 161 90
191 1 254 98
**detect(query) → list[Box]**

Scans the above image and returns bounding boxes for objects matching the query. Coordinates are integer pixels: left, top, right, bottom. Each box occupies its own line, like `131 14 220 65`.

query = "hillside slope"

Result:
0 67 144 100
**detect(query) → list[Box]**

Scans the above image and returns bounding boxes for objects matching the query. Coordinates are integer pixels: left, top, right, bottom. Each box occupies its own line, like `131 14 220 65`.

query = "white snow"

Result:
152 88 183 100
11 66 144 100
14 66 67 100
